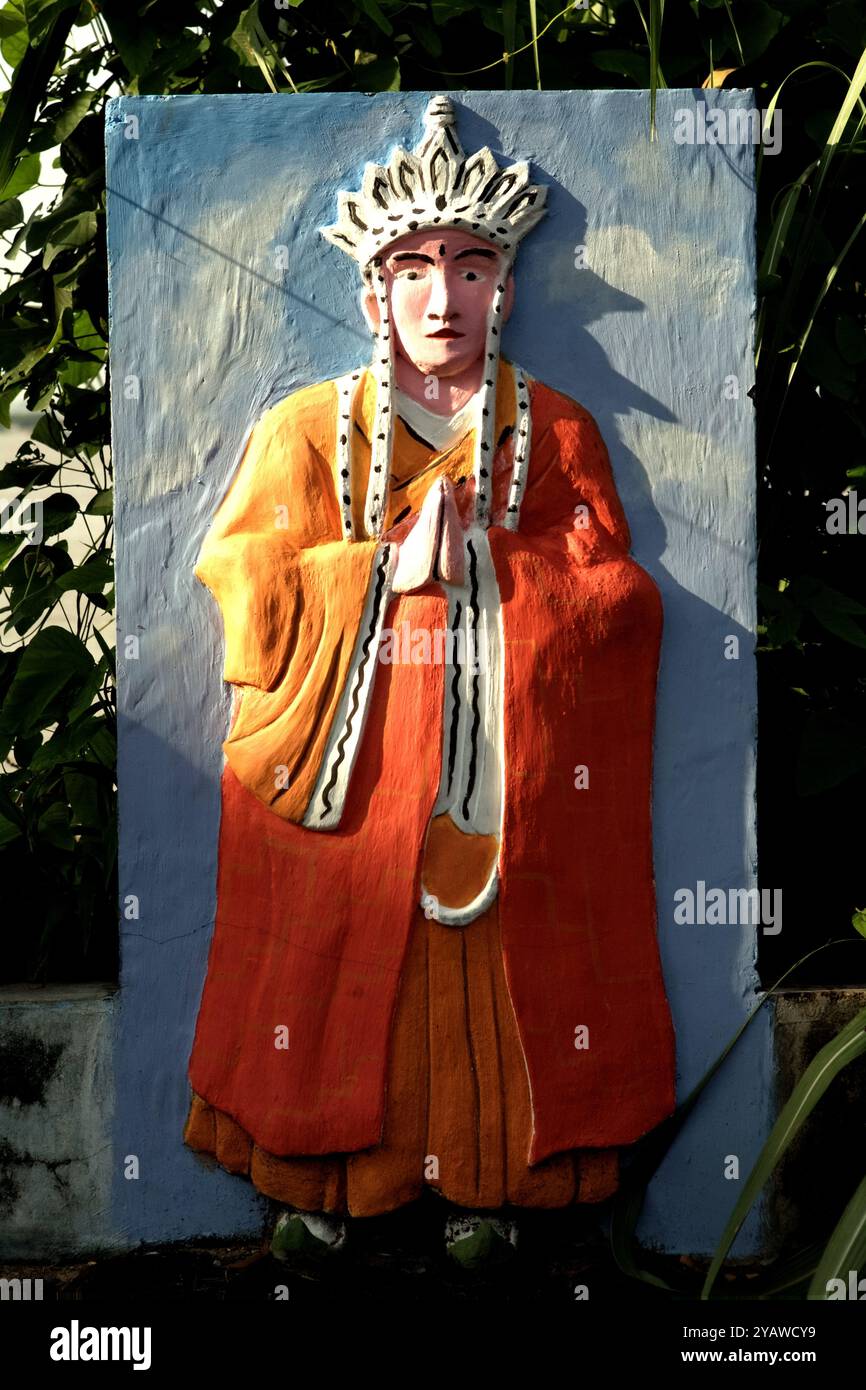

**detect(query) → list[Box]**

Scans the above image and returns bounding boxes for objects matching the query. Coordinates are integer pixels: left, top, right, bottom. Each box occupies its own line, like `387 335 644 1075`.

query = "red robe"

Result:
188 365 676 1168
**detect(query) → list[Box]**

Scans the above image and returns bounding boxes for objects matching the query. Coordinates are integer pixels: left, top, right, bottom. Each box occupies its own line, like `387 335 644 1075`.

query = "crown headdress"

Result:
322 96 545 544
321 95 547 269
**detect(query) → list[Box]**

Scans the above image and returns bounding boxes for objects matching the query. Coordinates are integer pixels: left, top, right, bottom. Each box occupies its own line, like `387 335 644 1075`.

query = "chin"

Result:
411 344 477 377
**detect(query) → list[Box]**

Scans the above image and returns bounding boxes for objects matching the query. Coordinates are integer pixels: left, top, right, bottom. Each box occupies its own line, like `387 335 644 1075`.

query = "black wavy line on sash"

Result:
462 540 481 823
319 545 391 820
446 599 463 796
271 635 343 805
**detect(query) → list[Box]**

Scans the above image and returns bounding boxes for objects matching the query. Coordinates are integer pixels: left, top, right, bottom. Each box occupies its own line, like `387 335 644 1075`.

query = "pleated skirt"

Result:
184 900 618 1215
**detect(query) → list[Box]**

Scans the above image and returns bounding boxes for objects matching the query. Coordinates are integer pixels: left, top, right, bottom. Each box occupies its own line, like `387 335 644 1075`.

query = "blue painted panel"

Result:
107 89 765 1254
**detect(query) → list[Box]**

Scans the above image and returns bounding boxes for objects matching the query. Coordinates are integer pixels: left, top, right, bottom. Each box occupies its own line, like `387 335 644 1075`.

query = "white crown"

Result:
321 95 547 269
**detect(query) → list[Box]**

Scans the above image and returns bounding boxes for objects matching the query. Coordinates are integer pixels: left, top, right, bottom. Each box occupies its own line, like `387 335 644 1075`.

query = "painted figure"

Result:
184 96 676 1245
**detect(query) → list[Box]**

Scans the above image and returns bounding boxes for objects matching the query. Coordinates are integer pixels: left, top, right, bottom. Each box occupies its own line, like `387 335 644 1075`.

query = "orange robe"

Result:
184 359 677 1214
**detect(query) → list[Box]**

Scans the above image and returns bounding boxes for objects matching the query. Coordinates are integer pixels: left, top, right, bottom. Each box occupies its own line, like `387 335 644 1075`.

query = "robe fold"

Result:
187 359 676 1181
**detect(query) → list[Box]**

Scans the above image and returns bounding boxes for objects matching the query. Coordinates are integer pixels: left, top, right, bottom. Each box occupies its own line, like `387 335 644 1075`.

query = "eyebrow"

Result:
391 252 435 264
454 248 498 261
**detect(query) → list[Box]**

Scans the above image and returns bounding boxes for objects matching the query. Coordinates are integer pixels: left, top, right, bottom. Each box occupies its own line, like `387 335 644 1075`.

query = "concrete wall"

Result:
100 88 765 1256
0 986 118 1259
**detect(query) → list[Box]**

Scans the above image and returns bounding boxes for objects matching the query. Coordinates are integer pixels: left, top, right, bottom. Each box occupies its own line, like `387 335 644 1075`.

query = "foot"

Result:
270 1210 347 1262
444 1214 518 1269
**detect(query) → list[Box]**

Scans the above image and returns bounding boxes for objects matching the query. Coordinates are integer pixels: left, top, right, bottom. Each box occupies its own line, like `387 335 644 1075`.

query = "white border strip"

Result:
303 541 397 830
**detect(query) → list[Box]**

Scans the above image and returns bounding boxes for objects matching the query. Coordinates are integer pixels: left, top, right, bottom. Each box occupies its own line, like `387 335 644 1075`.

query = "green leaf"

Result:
853 908 866 940
101 1 157 77
356 0 393 37
23 0 77 38
736 0 785 63
294 73 340 92
0 384 20 427
0 3 26 41
0 318 61 382
85 488 113 516
0 149 39 200
35 799 75 851
30 708 105 772
0 814 23 847
63 767 101 828
55 556 114 593
0 531 24 571
0 625 93 745
91 624 115 676
0 3 77 191
43 209 97 268
794 576 866 647
66 650 109 722
810 610 866 648
28 412 67 453
49 89 93 142
39 491 79 536
703 1009 866 1298
836 314 866 365
593 49 649 83
58 356 102 387
797 712 866 795
0 1 27 67
354 54 400 91
24 172 100 251
71 308 105 355
230 3 281 91
88 723 115 767
0 196 22 231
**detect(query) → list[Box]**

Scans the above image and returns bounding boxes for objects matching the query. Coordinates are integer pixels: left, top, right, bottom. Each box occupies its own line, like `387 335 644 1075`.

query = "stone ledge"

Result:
768 989 866 1259
0 990 118 1261
0 983 117 1004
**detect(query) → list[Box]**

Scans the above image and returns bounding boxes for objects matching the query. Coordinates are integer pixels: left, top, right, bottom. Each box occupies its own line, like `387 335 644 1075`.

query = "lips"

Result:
427 328 464 339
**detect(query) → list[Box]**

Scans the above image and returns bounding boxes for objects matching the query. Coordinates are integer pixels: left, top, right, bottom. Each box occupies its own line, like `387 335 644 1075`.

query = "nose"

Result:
426 266 458 322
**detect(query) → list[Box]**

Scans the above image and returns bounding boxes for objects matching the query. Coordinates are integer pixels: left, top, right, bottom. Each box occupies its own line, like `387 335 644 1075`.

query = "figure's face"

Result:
362 228 515 378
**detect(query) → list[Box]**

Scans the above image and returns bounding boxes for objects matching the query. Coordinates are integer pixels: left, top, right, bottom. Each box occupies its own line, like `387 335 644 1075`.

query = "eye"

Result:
393 265 426 281
461 270 480 282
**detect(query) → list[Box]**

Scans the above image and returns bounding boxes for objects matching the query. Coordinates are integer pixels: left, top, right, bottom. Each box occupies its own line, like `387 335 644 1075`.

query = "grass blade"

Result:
808 1174 866 1299
649 0 665 141
722 0 745 68
503 0 517 90
702 1008 866 1298
813 44 866 204
529 0 541 91
786 207 866 386
610 941 863 1292
754 162 818 366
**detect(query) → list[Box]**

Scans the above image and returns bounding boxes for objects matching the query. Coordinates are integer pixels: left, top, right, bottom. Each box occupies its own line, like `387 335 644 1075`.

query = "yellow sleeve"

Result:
195 387 381 821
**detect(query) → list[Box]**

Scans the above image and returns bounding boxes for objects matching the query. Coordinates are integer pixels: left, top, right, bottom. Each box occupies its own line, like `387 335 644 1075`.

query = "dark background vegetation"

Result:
0 0 863 985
